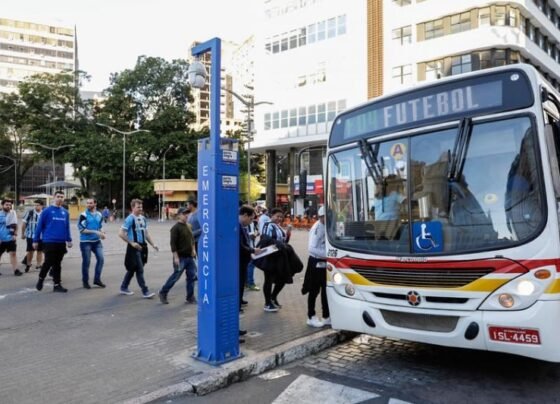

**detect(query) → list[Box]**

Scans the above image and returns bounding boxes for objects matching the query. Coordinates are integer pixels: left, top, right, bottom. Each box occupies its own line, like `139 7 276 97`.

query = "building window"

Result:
289 30 298 49
264 113 271 130
393 0 411 5
392 64 413 85
480 50 492 69
289 108 297 127
281 110 288 128
317 103 326 123
308 23 316 44
392 25 412 45
451 12 471 34
424 19 444 40
327 101 337 121
308 105 316 124
317 21 326 41
337 99 347 114
327 18 336 38
281 36 289 52
298 107 307 125
494 6 506 26
425 60 443 80
337 15 346 35
273 112 279 129
299 28 306 46
508 7 518 27
451 54 472 75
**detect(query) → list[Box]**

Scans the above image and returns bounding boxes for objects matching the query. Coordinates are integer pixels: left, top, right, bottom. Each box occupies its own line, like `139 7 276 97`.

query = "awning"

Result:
38 181 80 189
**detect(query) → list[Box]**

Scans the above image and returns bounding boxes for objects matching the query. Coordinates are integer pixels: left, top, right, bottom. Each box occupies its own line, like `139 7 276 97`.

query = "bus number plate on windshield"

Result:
489 327 541 345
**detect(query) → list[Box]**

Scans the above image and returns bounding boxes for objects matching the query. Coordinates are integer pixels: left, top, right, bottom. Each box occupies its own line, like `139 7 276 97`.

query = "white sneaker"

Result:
322 317 331 326
143 291 156 299
306 316 324 328
120 289 134 296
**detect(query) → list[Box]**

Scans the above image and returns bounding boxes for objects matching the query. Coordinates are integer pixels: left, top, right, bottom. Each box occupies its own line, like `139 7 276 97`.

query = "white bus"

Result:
325 64 560 361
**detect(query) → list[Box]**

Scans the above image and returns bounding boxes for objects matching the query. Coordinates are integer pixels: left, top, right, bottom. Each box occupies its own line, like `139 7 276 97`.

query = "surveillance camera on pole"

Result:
188 60 207 89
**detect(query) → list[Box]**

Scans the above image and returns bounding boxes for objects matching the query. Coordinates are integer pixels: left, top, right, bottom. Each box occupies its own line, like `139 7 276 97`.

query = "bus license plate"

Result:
488 326 541 345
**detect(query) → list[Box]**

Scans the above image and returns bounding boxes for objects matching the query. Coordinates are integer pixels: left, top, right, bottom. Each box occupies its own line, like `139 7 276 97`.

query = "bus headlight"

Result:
479 267 555 311
333 272 344 285
498 293 515 308
516 280 535 296
329 269 363 300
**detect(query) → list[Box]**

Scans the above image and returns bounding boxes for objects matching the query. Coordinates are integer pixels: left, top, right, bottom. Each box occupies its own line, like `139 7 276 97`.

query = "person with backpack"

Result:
21 199 44 273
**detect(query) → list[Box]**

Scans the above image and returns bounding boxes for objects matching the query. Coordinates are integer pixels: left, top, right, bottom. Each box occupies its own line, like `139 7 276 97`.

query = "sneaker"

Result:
241 299 248 306
239 329 247 336
247 284 260 291
83 282 91 289
93 280 106 288
186 296 197 304
158 291 169 304
306 316 324 328
14 269 23 276
239 338 246 344
322 317 332 326
120 289 134 296
53 284 68 293
36 277 44 291
272 299 282 309
263 304 279 312
143 291 155 299
24 265 31 273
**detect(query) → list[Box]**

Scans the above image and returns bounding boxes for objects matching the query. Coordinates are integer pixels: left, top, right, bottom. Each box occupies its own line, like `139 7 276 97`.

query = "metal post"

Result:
247 103 251 203
122 134 126 220
162 153 166 220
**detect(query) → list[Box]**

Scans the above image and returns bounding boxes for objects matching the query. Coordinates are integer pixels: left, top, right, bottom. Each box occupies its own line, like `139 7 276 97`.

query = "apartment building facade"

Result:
0 17 76 93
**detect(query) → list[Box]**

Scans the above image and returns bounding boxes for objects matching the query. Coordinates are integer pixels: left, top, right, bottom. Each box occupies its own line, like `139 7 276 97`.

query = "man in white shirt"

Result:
302 206 329 328
257 206 270 235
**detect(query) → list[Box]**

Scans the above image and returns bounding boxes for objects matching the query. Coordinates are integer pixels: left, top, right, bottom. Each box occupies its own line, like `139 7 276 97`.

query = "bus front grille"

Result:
380 310 459 332
352 266 493 288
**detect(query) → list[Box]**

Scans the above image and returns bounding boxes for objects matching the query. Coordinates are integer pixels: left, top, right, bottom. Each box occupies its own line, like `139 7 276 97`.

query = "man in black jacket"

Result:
238 205 261 342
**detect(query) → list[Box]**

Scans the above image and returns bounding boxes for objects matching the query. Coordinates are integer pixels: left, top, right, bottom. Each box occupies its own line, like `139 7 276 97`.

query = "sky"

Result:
7 0 262 91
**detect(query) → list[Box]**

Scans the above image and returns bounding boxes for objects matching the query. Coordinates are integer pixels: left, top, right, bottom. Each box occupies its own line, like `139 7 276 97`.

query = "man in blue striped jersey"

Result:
21 199 44 273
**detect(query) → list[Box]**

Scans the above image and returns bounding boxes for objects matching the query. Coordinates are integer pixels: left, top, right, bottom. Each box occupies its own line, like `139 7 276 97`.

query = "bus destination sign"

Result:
330 69 533 147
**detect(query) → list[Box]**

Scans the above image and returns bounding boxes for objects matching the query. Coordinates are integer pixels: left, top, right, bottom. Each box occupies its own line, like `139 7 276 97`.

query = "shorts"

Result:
26 238 43 252
0 240 16 254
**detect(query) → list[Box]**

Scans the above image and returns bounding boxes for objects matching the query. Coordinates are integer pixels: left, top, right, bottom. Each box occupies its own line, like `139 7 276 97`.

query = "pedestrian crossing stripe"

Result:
272 374 380 404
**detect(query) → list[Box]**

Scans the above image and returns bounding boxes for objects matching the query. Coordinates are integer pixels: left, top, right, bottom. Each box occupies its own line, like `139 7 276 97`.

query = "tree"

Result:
96 56 202 201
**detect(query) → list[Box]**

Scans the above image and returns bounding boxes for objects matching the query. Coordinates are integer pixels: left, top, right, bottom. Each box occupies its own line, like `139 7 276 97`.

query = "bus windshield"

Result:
326 115 545 255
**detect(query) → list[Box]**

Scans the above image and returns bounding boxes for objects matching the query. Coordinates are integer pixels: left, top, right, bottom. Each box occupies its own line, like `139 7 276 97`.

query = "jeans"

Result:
80 241 104 283
121 249 148 293
246 261 256 286
160 256 197 299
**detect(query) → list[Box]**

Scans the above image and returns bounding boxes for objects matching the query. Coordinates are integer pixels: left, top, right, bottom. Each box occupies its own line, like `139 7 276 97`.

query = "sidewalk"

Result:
0 221 346 404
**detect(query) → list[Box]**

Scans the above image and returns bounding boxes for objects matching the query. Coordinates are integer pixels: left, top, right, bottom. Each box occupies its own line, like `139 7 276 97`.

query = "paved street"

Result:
163 333 560 404
0 221 324 404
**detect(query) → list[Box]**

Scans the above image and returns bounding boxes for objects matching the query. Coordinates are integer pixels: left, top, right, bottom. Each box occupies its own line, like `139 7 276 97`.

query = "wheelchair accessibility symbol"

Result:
413 221 443 253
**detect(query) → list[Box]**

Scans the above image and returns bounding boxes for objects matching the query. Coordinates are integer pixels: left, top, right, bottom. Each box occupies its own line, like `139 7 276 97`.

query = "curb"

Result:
122 329 352 403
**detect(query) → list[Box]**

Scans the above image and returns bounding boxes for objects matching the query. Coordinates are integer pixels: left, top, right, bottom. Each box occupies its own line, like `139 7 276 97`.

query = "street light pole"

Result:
161 145 173 221
96 123 150 220
222 87 272 204
28 142 75 195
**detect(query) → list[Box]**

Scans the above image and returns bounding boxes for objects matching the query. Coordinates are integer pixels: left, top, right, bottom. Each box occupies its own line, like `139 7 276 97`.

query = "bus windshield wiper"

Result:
359 139 383 185
447 117 473 182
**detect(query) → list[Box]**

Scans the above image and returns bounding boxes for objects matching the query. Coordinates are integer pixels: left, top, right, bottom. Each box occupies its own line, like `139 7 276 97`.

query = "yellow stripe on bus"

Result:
345 273 508 292
545 279 560 294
